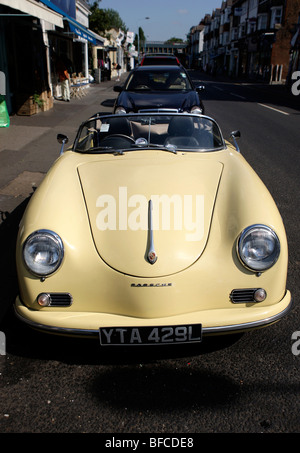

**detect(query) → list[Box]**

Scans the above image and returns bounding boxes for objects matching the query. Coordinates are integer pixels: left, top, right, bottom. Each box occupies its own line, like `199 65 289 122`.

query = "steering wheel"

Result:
100 134 135 146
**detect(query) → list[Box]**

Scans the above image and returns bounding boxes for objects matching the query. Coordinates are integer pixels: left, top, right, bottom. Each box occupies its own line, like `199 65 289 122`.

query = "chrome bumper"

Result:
14 294 293 338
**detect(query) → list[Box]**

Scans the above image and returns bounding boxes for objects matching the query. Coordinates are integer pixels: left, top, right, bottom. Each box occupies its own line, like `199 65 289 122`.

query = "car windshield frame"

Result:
124 68 193 92
73 113 226 155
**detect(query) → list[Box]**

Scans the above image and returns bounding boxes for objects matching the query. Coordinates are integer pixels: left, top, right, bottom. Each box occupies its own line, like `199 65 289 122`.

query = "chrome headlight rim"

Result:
115 106 127 114
237 224 280 272
190 106 203 114
23 229 64 277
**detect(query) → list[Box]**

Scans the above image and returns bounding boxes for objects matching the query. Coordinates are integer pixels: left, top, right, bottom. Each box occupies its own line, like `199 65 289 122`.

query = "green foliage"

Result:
33 93 44 107
89 2 127 35
165 37 184 43
133 27 146 48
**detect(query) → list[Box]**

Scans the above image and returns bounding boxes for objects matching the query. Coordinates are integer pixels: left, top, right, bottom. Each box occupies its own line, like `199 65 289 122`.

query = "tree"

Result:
165 37 184 43
87 0 101 5
133 27 146 49
89 3 127 35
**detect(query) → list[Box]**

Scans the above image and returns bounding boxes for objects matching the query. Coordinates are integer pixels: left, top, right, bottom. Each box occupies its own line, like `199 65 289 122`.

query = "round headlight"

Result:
190 106 203 114
237 225 280 272
115 107 127 114
23 230 64 277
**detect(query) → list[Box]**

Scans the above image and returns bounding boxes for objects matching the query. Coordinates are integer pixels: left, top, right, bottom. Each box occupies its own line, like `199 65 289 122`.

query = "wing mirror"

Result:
113 85 123 92
230 130 241 153
57 134 69 155
196 85 205 92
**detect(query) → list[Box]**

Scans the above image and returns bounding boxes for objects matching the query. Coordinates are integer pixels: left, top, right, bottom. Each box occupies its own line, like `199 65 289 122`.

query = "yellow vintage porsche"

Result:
15 112 292 346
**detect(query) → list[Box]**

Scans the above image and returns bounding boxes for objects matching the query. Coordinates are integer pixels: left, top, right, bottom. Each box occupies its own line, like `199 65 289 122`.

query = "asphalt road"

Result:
0 72 299 435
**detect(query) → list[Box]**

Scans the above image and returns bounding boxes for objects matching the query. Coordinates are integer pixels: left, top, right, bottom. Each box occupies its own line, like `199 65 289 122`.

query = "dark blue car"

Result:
113 66 205 114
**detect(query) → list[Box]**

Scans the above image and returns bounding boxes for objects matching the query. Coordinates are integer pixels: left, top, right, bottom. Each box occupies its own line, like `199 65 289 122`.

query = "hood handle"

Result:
147 200 158 264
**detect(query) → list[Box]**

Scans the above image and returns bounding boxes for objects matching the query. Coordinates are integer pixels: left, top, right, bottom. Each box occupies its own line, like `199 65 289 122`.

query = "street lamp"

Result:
137 17 150 62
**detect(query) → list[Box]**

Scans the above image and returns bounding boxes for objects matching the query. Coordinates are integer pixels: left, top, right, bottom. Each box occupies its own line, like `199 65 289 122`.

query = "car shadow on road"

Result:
89 364 240 411
0 197 30 325
101 98 116 108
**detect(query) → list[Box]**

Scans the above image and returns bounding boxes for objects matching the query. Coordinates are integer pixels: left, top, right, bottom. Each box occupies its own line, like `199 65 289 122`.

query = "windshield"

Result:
73 113 225 154
125 69 192 91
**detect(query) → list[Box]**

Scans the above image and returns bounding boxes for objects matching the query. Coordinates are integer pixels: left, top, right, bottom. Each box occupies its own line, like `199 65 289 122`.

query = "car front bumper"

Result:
14 290 292 338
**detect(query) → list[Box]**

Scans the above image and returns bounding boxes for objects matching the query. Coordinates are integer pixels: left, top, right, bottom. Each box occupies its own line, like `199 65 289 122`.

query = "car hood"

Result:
118 91 198 111
78 154 223 277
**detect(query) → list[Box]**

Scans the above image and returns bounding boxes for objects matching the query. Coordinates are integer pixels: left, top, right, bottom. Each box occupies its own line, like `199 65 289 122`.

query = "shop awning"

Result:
87 28 105 46
37 0 104 45
67 19 104 45
67 21 96 44
0 0 63 27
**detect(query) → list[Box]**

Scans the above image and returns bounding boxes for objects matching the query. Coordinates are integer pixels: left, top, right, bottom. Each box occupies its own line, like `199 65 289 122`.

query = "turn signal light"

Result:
254 288 267 302
37 293 51 307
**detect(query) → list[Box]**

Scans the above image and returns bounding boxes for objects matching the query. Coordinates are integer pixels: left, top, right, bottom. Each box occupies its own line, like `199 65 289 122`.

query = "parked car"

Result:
140 53 181 66
113 65 205 114
15 112 292 347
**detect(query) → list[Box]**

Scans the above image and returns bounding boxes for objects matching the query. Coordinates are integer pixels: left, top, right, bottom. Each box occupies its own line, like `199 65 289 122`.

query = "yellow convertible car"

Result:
15 112 292 346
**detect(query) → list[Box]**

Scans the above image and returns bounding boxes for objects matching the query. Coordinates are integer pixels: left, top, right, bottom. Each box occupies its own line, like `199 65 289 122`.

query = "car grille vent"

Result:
48 293 73 307
230 289 259 304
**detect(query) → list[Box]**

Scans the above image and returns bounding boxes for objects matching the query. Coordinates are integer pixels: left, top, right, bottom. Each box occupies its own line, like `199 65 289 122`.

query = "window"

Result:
247 19 256 34
238 23 246 38
249 0 258 10
270 7 283 28
224 7 231 23
231 27 238 41
257 14 268 30
223 32 229 45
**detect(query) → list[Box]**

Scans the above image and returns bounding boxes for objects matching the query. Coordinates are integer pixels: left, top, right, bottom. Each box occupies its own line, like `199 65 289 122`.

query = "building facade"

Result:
194 0 300 83
139 41 188 66
188 23 205 69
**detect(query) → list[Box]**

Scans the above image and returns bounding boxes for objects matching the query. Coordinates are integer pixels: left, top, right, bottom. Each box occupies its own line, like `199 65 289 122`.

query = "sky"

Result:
94 0 223 42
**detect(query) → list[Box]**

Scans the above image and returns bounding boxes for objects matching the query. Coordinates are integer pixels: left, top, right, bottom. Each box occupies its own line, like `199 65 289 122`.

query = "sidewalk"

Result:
0 74 127 220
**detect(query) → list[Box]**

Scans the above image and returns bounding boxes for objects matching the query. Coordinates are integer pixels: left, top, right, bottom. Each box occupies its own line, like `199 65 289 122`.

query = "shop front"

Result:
39 0 104 100
0 0 104 115
0 0 63 114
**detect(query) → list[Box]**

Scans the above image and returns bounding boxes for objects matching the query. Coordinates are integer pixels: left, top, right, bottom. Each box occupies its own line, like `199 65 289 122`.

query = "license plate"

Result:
99 324 202 346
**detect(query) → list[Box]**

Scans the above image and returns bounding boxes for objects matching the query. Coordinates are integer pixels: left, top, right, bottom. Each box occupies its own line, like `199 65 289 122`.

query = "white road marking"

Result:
257 103 290 116
211 85 291 116
230 92 246 100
